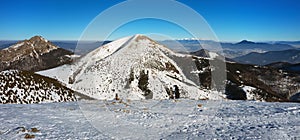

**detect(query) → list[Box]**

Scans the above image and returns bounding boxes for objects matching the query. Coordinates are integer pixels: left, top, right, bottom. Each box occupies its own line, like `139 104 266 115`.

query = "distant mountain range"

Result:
222 40 295 51
267 62 300 74
221 40 297 58
2 39 299 58
274 41 300 48
159 39 298 59
233 49 300 65
0 41 17 49
176 40 300 65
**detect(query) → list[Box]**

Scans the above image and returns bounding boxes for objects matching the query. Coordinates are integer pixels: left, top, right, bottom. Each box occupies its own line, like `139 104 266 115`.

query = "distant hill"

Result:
275 41 300 48
267 62 300 74
0 41 18 49
222 40 295 51
233 49 300 65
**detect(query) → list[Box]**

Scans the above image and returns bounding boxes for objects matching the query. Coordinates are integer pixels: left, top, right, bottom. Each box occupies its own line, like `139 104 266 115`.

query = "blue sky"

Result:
1 0 299 41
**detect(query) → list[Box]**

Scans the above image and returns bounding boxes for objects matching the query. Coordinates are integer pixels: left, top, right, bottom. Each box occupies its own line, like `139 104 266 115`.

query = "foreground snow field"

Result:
0 100 299 139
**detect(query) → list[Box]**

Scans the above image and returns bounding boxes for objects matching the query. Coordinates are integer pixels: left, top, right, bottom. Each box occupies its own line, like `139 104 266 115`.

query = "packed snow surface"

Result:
0 100 299 139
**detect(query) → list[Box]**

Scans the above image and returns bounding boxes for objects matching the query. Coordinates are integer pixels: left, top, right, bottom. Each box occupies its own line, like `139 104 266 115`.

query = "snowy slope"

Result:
40 35 223 100
0 100 299 139
38 36 134 86
0 70 76 104
37 64 73 85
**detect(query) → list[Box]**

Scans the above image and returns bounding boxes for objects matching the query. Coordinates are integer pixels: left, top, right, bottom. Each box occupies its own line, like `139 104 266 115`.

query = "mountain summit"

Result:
40 35 222 100
0 36 74 71
236 40 256 45
69 34 218 100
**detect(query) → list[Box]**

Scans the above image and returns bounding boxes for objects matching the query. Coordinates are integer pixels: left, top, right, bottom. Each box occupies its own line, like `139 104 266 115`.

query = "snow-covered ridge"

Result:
3 42 24 51
73 35 134 70
80 35 134 61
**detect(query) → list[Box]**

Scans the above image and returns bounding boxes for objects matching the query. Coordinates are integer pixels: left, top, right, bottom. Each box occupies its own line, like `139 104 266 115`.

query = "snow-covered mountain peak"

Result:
79 35 134 61
79 34 168 61
40 35 224 100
